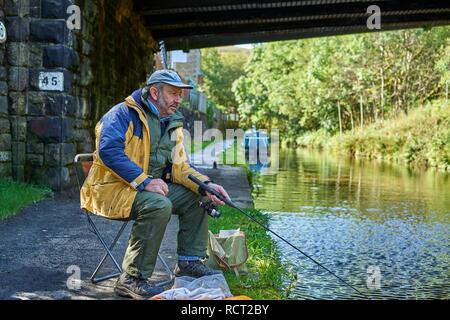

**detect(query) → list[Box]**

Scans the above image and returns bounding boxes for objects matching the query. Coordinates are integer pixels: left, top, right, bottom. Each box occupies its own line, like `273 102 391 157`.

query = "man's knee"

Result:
140 195 173 220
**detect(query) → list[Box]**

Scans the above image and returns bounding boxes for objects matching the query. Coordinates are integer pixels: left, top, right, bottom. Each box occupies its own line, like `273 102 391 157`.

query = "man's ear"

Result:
149 86 159 100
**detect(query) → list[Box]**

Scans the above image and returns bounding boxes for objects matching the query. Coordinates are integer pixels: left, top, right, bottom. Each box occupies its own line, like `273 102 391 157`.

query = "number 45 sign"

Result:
39 72 64 92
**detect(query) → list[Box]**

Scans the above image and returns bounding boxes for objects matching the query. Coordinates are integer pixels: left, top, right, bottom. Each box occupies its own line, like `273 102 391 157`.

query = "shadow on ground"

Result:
0 166 253 300
0 195 177 300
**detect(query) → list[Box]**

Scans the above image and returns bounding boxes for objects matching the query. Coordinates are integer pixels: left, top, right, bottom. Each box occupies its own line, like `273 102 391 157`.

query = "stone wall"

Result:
0 2 10 179
0 0 157 190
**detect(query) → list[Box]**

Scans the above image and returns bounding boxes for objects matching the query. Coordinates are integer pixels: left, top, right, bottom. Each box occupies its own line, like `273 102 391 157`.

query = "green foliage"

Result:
295 129 332 150
327 100 450 170
233 27 450 140
206 101 215 126
200 47 250 114
0 180 53 220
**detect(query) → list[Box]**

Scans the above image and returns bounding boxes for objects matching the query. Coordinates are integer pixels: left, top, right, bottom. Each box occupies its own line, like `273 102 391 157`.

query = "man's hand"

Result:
205 183 230 206
144 179 169 196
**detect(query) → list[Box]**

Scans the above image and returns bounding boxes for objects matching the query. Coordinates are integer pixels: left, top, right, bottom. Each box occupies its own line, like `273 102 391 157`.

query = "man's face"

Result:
152 84 182 117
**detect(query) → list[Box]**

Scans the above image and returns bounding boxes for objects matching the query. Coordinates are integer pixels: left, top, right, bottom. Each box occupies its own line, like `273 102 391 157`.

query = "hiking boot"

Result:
174 260 222 278
114 272 164 300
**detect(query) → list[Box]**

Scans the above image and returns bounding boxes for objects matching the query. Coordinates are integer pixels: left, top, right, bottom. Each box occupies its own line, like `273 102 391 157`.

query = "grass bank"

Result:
296 100 450 171
209 141 289 299
191 140 214 154
0 180 53 220
208 207 288 299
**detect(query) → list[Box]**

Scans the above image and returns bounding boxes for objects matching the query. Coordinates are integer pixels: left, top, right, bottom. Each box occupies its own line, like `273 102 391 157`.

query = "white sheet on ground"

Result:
152 273 233 300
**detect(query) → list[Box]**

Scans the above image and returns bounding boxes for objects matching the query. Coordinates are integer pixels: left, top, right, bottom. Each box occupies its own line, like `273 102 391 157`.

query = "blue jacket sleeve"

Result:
98 105 145 186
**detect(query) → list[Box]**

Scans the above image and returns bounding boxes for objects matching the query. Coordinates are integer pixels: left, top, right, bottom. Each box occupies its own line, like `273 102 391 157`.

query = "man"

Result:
80 69 230 299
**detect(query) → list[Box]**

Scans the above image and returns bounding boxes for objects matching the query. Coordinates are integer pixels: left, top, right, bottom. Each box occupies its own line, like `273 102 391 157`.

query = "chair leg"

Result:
88 216 129 284
86 215 176 287
155 253 175 286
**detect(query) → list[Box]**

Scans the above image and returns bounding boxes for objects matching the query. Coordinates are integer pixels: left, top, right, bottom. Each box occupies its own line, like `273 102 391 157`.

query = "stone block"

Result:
0 162 12 178
45 94 76 116
61 142 75 165
28 116 61 143
29 0 41 18
0 81 7 95
6 42 29 66
0 133 11 150
29 43 43 67
13 164 25 182
30 19 68 44
5 17 29 41
44 143 60 166
0 150 12 162
4 0 30 16
26 141 43 153
0 67 7 81
10 116 26 141
8 92 26 115
43 45 79 69
26 153 43 166
11 141 25 165
0 96 7 114
0 118 10 133
8 67 28 91
62 117 75 142
27 101 44 115
27 91 46 115
41 0 73 19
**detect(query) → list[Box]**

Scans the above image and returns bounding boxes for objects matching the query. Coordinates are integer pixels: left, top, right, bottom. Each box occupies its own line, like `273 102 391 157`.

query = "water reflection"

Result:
253 148 450 299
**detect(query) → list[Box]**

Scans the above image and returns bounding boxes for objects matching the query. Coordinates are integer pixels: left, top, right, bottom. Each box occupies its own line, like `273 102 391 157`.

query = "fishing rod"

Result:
188 174 368 299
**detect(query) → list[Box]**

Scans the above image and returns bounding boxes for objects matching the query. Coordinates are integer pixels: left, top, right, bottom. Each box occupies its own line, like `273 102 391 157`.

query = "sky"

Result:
234 44 254 49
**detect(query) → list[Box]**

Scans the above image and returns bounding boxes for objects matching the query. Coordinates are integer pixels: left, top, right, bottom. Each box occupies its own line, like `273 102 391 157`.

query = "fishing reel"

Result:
199 201 221 218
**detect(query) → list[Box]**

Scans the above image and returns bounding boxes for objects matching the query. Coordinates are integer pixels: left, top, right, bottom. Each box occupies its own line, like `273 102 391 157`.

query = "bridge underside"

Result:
134 0 450 51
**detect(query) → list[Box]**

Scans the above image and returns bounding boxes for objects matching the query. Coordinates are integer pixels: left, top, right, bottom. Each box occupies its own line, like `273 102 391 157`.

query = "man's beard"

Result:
156 95 177 116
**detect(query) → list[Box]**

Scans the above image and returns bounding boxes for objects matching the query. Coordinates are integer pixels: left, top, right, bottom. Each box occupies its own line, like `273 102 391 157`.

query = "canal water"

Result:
252 148 449 299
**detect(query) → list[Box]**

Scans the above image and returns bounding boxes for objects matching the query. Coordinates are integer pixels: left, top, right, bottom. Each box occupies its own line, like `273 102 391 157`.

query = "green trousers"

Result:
122 183 208 279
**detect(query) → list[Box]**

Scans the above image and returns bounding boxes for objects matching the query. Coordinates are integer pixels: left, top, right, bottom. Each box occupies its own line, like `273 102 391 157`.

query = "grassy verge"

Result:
208 206 287 299
0 180 53 220
210 138 290 299
296 100 450 171
219 140 257 190
190 140 215 154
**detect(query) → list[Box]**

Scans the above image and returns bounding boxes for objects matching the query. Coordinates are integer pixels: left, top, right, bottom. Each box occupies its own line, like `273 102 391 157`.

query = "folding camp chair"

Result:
74 153 174 285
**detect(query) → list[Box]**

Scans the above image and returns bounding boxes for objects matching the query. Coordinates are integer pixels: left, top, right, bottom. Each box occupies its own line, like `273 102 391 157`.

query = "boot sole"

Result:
114 285 159 300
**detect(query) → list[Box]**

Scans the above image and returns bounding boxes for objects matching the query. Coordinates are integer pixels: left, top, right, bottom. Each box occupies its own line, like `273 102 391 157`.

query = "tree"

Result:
200 47 250 114
233 26 450 140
